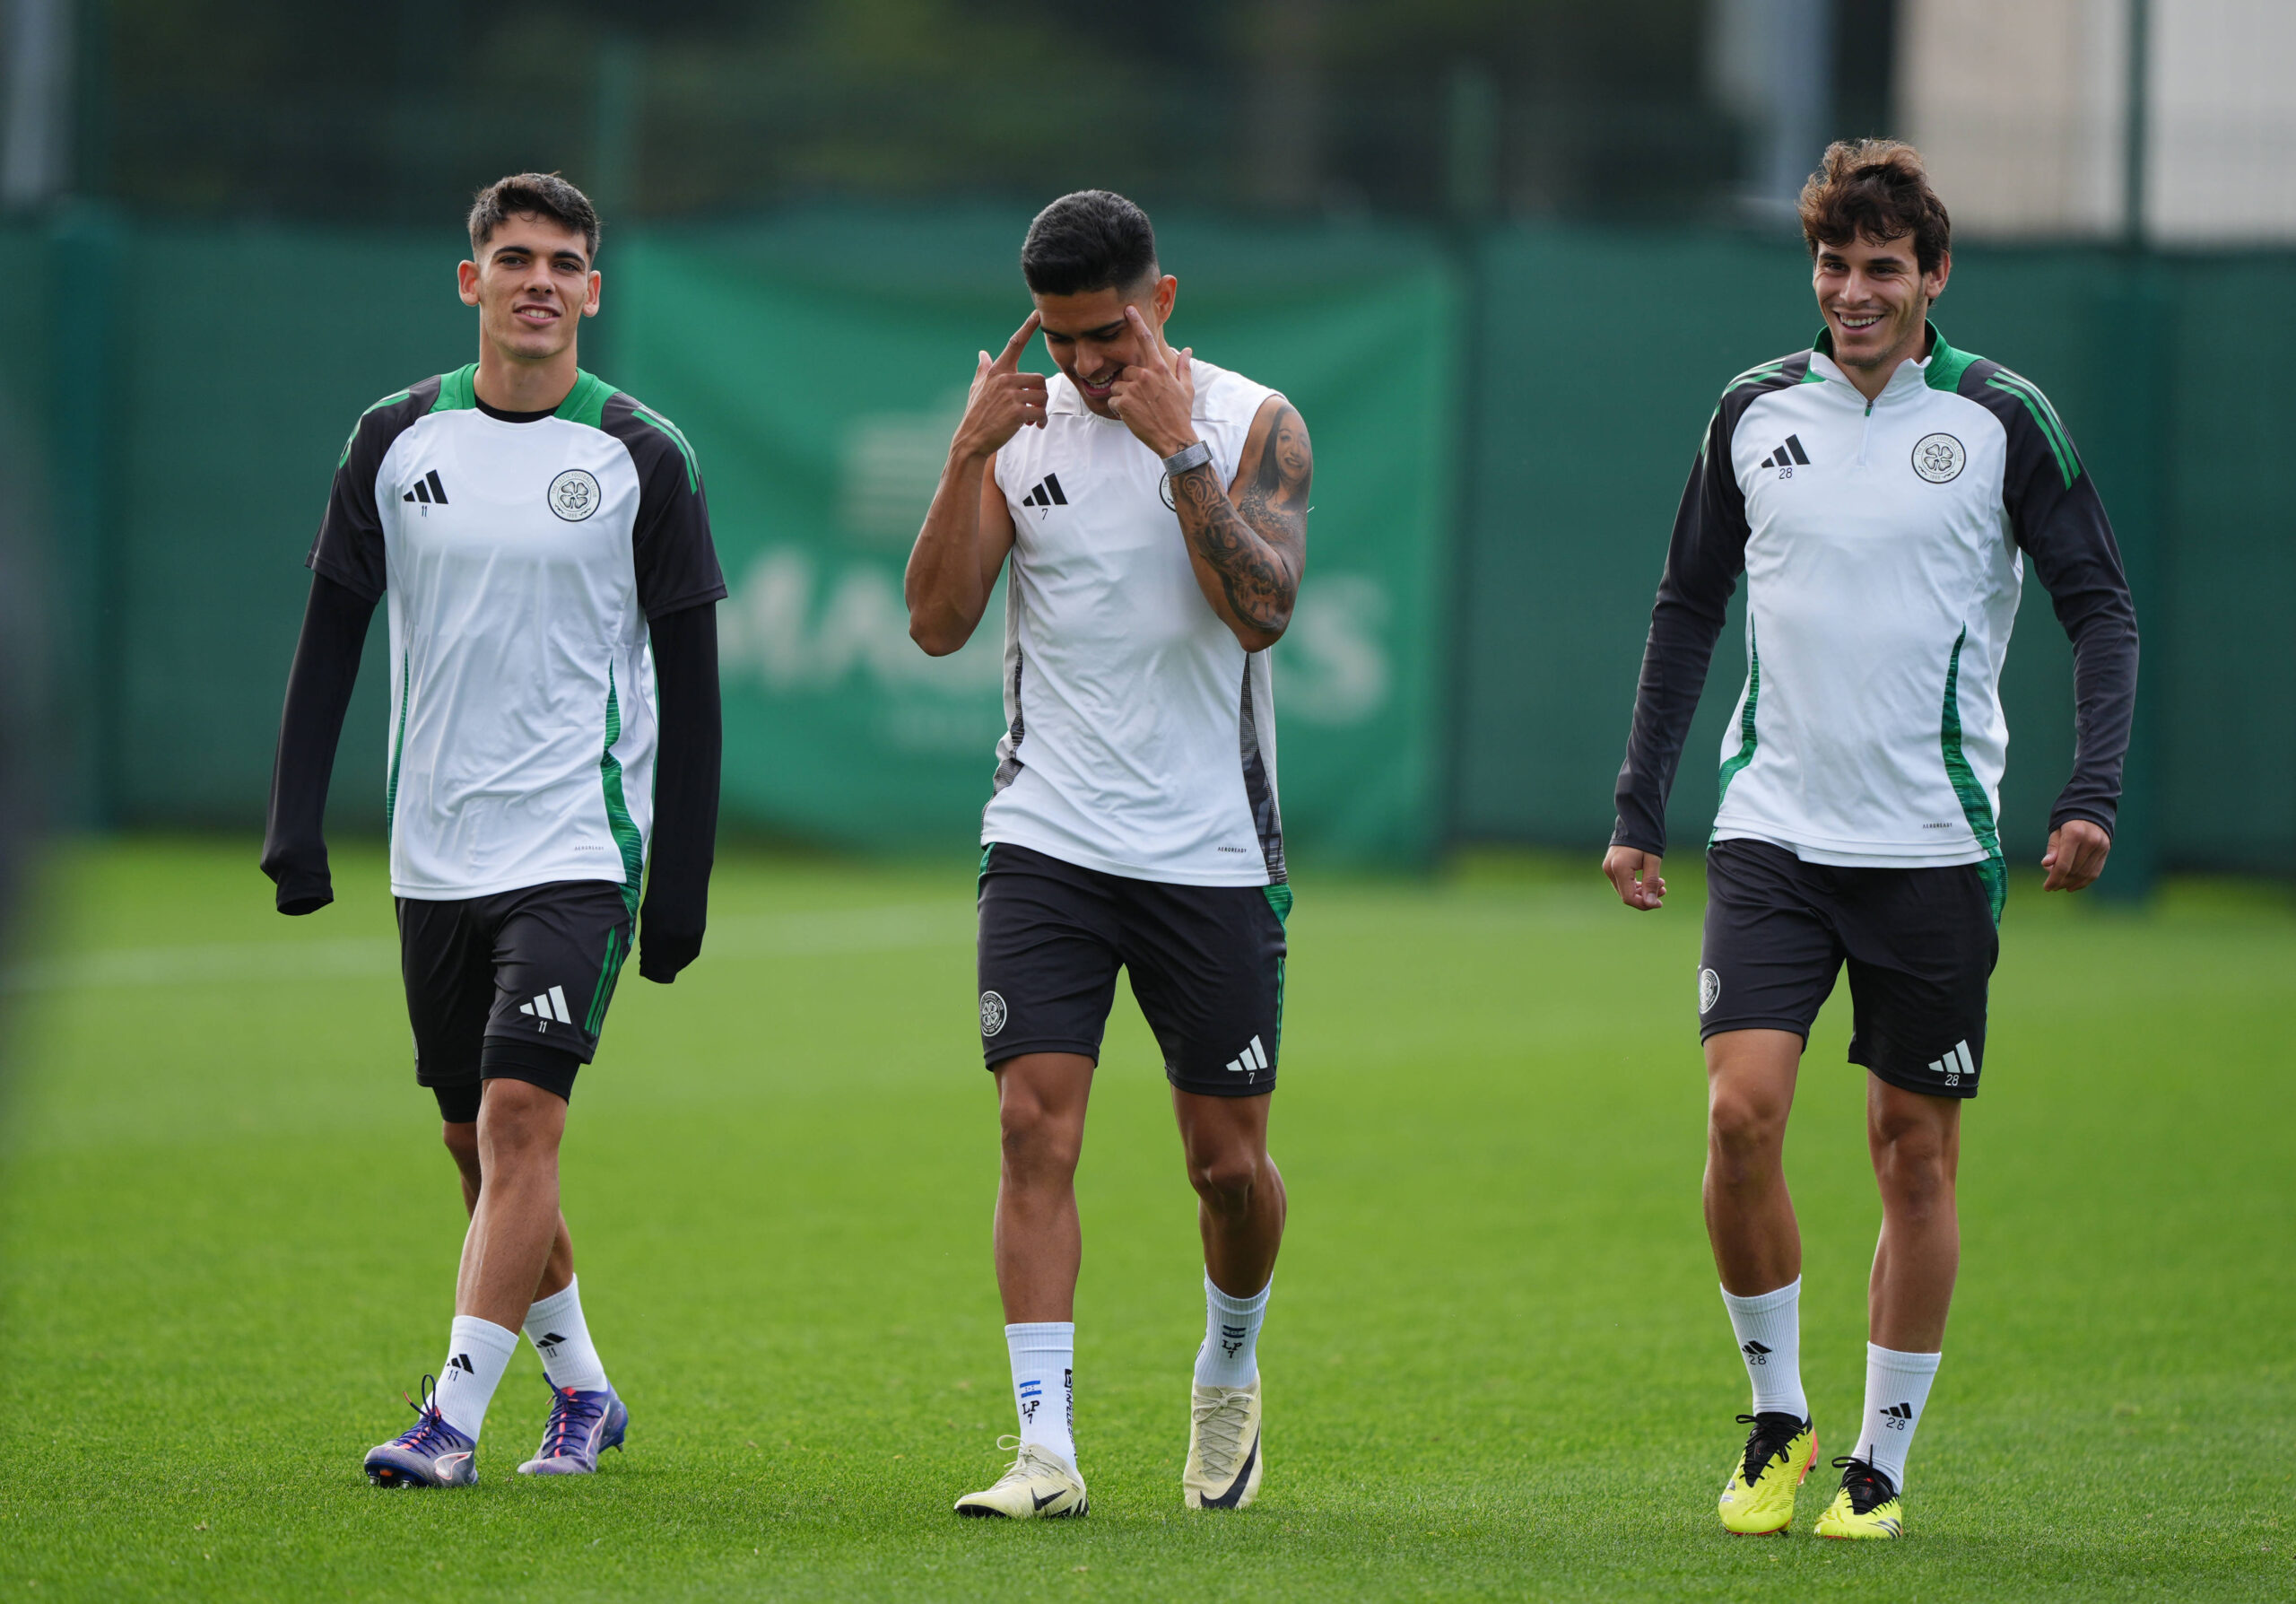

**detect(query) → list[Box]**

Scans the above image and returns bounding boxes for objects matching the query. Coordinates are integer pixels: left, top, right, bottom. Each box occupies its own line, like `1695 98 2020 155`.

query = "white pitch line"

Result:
1 902 972 994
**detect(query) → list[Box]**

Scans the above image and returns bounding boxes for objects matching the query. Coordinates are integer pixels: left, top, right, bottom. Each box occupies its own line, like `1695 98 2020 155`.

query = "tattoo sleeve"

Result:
1170 405 1312 639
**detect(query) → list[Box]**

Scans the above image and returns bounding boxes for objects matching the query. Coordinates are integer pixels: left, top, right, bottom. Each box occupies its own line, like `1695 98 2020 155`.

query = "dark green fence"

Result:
3 208 2289 875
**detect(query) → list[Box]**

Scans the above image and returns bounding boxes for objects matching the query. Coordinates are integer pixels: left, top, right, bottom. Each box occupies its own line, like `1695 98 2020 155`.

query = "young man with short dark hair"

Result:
906 189 1312 1517
1604 140 2137 1538
263 172 725 1487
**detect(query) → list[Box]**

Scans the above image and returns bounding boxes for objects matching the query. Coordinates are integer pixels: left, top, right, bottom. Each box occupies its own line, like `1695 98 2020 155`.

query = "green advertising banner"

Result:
616 212 1454 864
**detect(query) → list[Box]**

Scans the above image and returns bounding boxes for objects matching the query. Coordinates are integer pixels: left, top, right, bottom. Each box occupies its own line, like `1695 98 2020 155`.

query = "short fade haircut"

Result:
1020 190 1159 298
1798 138 1952 276
467 172 601 262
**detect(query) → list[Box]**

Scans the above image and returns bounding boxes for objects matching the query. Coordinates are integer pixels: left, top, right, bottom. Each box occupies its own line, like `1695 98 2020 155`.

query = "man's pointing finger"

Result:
1123 306 1170 371
993 310 1042 372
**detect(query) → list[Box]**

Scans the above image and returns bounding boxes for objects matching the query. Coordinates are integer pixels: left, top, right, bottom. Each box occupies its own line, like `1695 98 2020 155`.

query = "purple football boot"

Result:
364 1377 478 1487
518 1383 628 1475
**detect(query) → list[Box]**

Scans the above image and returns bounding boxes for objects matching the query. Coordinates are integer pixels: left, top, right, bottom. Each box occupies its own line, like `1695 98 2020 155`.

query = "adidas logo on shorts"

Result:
1224 1035 1270 1082
519 986 574 1030
1927 1039 1977 1087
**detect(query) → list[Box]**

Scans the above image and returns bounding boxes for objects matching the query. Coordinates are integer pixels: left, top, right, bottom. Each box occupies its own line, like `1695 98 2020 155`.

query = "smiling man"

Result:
906 190 1309 1519
262 173 725 1486
1603 141 2137 1538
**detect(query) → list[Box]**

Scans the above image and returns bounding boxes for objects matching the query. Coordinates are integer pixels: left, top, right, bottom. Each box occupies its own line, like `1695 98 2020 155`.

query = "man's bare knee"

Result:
1708 1088 1787 1178
999 1094 1082 1183
1187 1148 1260 1218
477 1080 566 1169
1874 1122 1954 1220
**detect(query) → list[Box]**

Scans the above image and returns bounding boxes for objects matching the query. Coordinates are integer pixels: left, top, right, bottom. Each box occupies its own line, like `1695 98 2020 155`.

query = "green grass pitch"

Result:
1 838 2290 1600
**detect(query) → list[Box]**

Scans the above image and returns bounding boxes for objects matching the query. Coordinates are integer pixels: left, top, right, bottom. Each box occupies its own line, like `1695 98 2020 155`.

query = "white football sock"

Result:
1720 1278 1809 1420
1854 1343 1942 1491
431 1315 519 1440
523 1275 609 1393
1194 1274 1272 1389
1004 1321 1076 1469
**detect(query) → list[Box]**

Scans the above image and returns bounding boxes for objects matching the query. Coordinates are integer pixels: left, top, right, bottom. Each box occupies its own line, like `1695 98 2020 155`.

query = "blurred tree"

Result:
91 0 1748 223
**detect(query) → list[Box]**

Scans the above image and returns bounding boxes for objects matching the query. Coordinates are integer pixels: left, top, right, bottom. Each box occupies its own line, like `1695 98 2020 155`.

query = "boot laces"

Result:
537 1386 605 1460
389 1375 466 1454
987 1436 1071 1488
1735 1411 1806 1485
1192 1389 1252 1478
1831 1454 1899 1513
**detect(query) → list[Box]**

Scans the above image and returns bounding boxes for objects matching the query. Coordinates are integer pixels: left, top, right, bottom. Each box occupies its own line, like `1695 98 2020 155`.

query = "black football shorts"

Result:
397 879 636 1119
1699 838 1999 1099
976 842 1291 1098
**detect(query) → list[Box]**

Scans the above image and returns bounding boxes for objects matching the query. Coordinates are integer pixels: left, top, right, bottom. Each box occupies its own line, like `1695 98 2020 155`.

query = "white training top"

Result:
1709 346 2025 866
1618 326 2139 906
983 360 1288 885
312 367 724 901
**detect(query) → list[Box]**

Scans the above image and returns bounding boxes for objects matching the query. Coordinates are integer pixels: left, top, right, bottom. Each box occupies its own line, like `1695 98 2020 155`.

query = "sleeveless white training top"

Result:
983 359 1287 886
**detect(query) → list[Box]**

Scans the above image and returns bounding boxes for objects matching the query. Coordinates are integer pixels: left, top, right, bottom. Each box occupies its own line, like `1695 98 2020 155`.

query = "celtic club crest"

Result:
548 468 602 520
1910 433 1965 484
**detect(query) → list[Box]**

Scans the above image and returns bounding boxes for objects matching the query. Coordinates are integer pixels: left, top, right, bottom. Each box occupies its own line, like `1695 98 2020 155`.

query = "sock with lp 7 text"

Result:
1005 1321 1077 1469
1194 1274 1272 1389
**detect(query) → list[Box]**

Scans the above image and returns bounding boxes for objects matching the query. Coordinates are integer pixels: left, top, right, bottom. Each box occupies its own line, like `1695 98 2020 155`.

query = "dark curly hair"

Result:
1798 139 1951 275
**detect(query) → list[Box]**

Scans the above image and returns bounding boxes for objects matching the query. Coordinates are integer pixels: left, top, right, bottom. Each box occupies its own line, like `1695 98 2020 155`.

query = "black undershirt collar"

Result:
475 395 557 424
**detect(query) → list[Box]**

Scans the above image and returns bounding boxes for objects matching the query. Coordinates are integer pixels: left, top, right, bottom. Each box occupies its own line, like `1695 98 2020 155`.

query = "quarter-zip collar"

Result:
1807 320 1954 405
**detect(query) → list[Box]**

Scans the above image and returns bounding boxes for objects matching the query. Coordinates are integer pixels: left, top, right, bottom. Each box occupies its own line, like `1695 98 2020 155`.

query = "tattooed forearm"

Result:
1171 404 1313 643
1172 464 1297 633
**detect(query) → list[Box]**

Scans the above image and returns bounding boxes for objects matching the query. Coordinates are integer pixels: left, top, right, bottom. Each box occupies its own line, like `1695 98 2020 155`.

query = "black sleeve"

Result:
308 382 431 601
638 600 722 983
1610 395 1763 855
1964 364 2140 838
260 572 378 913
603 392 730 620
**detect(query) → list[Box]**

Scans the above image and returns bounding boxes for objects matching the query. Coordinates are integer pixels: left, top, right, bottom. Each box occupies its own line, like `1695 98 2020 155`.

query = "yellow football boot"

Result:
1717 1412 1817 1535
1814 1456 1905 1539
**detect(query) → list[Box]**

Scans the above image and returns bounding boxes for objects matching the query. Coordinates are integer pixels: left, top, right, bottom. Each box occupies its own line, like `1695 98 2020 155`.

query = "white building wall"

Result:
2147 1 2296 241
1893 0 2296 243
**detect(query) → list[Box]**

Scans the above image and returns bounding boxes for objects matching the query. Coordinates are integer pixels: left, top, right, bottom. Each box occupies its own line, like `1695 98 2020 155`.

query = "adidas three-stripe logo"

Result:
535 1330 567 1353
1763 434 1811 470
1927 1038 1977 1085
1881 1401 1914 1429
1742 1340 1771 1364
1022 474 1067 515
1225 1035 1270 1079
403 469 449 505
519 986 574 1027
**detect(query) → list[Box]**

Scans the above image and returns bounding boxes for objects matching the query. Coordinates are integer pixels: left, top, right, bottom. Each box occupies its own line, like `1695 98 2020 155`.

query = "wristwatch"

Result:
1161 440 1213 477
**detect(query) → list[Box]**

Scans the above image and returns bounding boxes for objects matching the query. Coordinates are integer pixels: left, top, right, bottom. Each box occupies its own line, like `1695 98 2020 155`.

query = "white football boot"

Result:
1183 1380 1263 1509
952 1438 1089 1519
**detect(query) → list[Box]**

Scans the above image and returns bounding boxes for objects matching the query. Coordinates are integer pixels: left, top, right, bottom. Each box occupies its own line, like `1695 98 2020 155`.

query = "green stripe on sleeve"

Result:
1985 373 2077 487
632 406 701 491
